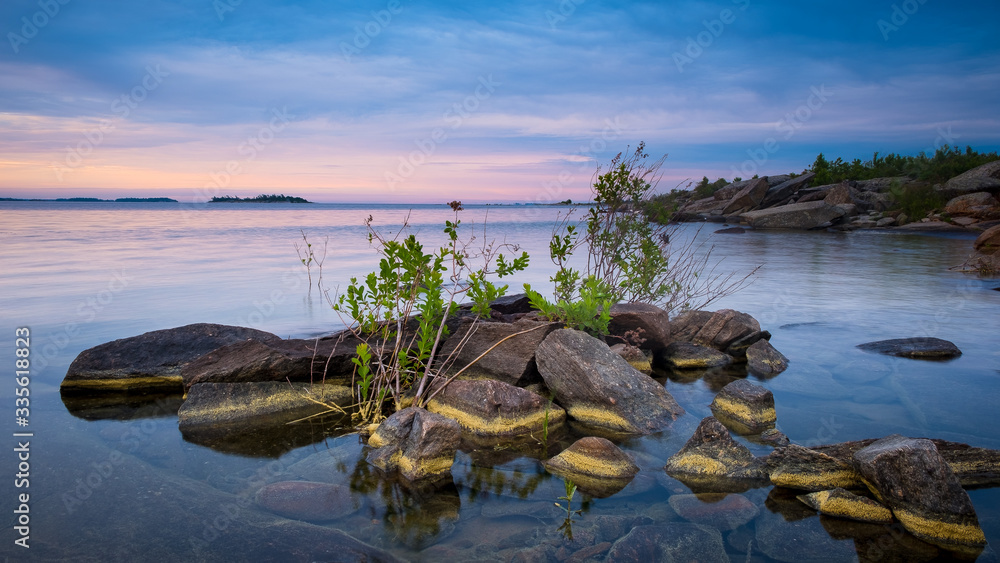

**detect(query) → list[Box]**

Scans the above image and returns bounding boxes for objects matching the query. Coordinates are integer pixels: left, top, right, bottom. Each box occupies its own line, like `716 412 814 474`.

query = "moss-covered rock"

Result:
367 407 461 482
664 416 768 490
765 444 863 491
656 341 733 369
796 488 893 524
422 378 564 438
710 379 776 434
542 437 638 497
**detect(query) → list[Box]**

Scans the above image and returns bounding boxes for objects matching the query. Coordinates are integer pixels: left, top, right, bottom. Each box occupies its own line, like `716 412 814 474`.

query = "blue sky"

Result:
1 0 998 202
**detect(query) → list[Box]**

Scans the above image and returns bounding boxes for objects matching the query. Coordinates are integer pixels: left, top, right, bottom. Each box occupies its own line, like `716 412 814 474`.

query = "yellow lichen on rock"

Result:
770 468 862 491
551 449 634 478
894 508 987 548
60 375 184 391
668 453 728 475
797 488 893 523
565 405 634 432
711 395 775 425
425 400 565 437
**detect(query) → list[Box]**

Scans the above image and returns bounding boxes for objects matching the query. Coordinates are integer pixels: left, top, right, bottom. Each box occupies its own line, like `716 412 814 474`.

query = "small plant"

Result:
294 230 328 292
555 478 582 539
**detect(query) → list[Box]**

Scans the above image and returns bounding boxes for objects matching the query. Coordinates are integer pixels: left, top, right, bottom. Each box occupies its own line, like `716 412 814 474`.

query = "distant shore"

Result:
0 197 178 203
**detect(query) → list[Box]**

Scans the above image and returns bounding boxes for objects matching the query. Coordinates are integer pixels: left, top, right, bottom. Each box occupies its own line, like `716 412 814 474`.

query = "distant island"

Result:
0 197 177 202
209 194 312 203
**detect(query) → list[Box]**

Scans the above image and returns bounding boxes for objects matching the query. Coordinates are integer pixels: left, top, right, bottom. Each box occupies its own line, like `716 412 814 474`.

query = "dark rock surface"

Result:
761 172 815 207
765 444 863 491
689 309 762 351
535 328 684 434
62 323 281 392
178 382 352 431
367 407 462 482
741 201 847 229
668 493 760 530
852 435 986 549
722 177 770 215
542 436 639 498
856 337 962 359
746 338 790 376
796 487 893 524
657 341 732 369
436 318 559 386
607 302 671 350
255 481 358 521
605 523 728 563
710 378 776 434
723 329 771 360
422 378 565 437
664 416 768 486
943 159 1000 195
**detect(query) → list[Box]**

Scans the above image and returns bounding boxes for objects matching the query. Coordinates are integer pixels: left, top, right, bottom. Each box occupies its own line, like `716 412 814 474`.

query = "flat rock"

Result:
943 159 1000 195
422 378 565 437
535 329 684 434
255 481 357 521
853 435 986 549
664 416 768 486
62 323 281 393
668 493 760 530
857 337 961 359
710 379 776 434
765 444 863 491
657 341 732 369
741 201 847 229
542 436 639 498
436 318 559 386
605 523 728 563
367 407 461 482
607 302 671 350
746 339 789 376
796 488 893 524
177 381 352 431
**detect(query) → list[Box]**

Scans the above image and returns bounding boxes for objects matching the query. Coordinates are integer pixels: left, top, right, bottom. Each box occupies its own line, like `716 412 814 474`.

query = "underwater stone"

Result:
668 493 760 531
856 337 962 359
605 523 728 563
255 481 356 521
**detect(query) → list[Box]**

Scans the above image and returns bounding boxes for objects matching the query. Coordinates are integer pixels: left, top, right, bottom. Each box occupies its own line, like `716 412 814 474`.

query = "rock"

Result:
714 226 745 234
714 179 754 201
722 177 770 215
668 493 760 530
656 341 732 369
436 318 559 386
856 337 962 359
367 407 461 482
945 192 1000 219
541 437 639 498
823 182 859 206
875 216 897 227
255 481 357 521
796 488 893 524
854 189 894 212
605 523 728 563
746 339 789 376
535 329 684 434
952 216 979 226
609 343 652 374
974 224 1000 254
761 173 816 208
177 381 352 431
664 416 768 486
766 174 793 186
943 159 1000 195
61 323 281 393
741 201 847 229
755 503 858 563
709 379 776 434
606 302 671 351
723 329 771 360
852 435 986 549
181 335 359 389
691 308 762 351
668 310 714 342
422 378 565 437
855 176 909 192
765 444 863 491
760 428 790 447
487 293 534 315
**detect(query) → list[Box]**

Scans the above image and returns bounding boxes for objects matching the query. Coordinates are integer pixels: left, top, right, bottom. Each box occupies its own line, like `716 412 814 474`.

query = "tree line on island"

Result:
210 193 312 203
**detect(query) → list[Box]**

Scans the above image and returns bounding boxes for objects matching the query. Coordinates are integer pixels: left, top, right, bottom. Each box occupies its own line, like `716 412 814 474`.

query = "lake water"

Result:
1 201 999 562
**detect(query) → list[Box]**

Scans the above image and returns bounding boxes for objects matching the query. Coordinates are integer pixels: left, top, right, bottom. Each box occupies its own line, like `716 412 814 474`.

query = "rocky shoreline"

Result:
60 297 1000 559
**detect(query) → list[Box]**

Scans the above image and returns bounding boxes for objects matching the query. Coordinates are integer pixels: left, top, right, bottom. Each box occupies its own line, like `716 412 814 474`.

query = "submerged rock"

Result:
422 378 565 437
255 481 357 521
657 341 732 369
746 339 789 376
856 337 962 359
852 435 986 550
796 488 893 524
664 416 768 488
765 444 863 491
435 318 558 387
668 493 760 530
542 436 639 498
535 329 684 434
367 407 461 482
710 379 776 434
740 201 847 229
605 523 728 563
607 302 671 351
62 323 281 393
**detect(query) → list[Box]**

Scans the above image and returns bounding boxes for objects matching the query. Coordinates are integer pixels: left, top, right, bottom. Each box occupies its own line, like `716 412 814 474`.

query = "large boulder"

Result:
722 177 770 215
421 378 565 438
740 201 847 229
605 523 728 563
852 435 986 550
709 379 776 434
367 407 461 482
664 416 768 486
856 337 962 359
607 302 671 351
177 382 352 431
974 224 1000 254
714 179 754 201
535 329 684 434
541 436 639 497
945 192 1000 219
943 159 1000 195
823 182 861 207
668 310 715 342
435 318 559 386
182 335 359 389
688 309 761 351
62 323 281 393
746 339 789 376
760 172 815 208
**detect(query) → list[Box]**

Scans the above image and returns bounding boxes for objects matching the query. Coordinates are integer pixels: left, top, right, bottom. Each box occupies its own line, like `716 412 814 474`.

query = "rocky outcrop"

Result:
852 435 987 550
740 201 847 229
62 323 281 393
606 302 671 350
664 416 767 487
760 173 815 208
709 379 776 434
722 177 770 215
945 192 1000 219
535 328 684 434
856 337 962 359
656 341 732 369
943 159 1000 195
255 481 357 521
796 488 893 524
435 318 558 386
177 382 352 431
967 224 1000 272
422 378 565 437
367 407 461 482
746 339 789 376
541 436 639 497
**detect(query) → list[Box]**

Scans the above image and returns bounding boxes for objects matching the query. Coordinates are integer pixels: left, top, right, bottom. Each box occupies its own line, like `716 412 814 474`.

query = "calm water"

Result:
1 201 999 562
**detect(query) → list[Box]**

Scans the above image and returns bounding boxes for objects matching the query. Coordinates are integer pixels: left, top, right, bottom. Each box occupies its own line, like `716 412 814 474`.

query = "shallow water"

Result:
1 201 998 562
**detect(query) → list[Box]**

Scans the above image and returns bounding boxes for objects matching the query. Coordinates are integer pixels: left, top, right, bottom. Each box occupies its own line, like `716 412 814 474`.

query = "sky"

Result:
1 0 998 203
